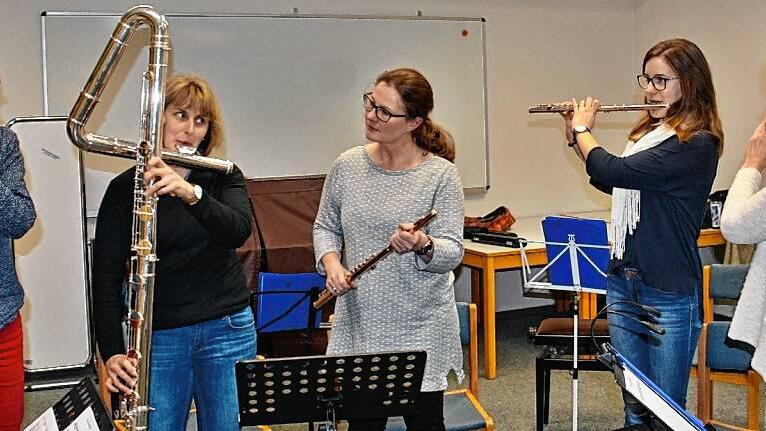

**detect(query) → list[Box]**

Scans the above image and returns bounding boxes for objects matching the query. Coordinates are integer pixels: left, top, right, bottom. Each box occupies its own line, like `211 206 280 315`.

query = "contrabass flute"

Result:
528 103 668 113
312 210 438 309
67 6 232 431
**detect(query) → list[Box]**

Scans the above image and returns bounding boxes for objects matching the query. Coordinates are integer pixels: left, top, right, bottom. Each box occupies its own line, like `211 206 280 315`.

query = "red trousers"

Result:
0 314 23 431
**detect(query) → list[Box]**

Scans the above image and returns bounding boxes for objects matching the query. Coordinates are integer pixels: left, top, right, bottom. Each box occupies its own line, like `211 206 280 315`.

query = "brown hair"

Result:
375 68 456 162
628 38 723 155
164 74 224 156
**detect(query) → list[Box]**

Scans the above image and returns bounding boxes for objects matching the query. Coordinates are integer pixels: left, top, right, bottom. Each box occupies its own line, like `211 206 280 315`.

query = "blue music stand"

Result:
256 272 325 333
542 216 610 291
520 215 610 431
598 343 713 431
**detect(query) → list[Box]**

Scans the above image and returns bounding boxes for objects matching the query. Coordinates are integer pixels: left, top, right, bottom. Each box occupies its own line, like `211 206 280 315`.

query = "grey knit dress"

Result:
313 145 464 391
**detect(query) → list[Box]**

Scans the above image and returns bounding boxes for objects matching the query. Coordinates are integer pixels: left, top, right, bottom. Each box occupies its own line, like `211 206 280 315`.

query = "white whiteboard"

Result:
10 117 91 372
42 12 489 212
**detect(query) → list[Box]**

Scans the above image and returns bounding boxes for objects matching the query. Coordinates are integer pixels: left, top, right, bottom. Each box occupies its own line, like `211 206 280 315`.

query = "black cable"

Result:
604 300 661 318
605 311 665 335
590 302 665 354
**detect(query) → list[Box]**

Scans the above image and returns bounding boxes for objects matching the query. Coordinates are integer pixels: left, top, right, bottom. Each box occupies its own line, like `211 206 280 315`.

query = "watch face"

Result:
574 125 589 133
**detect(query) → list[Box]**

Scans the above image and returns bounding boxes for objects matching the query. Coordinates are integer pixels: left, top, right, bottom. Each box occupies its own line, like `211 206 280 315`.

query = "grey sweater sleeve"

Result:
414 163 464 273
313 161 345 274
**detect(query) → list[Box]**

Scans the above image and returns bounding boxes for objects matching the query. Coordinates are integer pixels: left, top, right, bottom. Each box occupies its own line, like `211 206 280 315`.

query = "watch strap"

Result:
414 238 434 256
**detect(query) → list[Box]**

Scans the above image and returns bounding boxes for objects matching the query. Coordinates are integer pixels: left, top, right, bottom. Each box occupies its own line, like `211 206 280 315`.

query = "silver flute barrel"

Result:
66 5 232 430
528 103 668 113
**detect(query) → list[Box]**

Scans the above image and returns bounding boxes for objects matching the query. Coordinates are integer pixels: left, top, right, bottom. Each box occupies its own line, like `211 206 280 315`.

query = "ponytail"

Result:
414 118 455 162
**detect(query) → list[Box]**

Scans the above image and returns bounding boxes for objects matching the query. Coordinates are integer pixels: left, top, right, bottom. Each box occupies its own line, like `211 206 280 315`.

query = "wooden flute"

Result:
312 209 438 309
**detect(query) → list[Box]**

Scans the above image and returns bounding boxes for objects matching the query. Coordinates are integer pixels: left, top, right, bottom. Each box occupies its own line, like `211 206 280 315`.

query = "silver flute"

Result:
529 103 668 113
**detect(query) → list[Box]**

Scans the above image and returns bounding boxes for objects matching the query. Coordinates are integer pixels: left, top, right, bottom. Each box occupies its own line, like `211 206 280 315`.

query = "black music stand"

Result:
24 377 115 431
236 351 426 430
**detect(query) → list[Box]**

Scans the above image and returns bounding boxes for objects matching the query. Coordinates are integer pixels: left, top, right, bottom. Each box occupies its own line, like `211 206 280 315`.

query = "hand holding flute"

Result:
314 210 437 309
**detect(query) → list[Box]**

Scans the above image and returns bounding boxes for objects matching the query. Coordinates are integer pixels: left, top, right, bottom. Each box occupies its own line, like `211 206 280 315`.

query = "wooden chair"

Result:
697 264 761 430
385 302 494 430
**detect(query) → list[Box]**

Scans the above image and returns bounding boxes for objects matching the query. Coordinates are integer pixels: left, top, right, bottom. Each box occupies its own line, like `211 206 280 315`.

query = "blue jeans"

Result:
148 306 257 431
606 269 701 427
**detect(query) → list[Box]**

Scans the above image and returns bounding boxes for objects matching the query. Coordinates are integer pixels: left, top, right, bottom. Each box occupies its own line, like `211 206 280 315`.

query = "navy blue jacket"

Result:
586 131 719 294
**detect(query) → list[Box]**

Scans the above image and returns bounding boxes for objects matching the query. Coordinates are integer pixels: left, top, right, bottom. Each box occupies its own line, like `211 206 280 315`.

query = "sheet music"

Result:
24 407 57 431
24 406 99 431
622 361 702 431
63 407 98 431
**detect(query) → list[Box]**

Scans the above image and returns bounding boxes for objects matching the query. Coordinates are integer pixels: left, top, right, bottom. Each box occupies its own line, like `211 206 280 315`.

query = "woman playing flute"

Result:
561 38 723 428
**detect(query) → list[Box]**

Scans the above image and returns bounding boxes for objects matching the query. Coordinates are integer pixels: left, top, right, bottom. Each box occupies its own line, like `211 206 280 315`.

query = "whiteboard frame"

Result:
41 11 490 194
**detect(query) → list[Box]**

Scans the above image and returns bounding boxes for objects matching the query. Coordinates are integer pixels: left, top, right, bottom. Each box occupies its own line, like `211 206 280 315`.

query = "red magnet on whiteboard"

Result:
462 29 469 37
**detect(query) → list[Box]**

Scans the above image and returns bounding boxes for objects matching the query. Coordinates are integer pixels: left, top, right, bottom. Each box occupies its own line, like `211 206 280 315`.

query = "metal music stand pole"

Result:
568 234 582 431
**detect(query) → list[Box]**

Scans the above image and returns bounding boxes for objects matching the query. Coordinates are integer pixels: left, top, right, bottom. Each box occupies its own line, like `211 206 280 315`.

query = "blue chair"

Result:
385 302 494 431
697 264 761 430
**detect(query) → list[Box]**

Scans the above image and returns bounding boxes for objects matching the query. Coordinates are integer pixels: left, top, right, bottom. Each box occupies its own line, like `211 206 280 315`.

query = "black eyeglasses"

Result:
637 74 678 91
363 93 408 122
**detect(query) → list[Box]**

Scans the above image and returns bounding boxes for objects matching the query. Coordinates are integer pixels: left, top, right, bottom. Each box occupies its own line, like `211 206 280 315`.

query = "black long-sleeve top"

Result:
92 165 253 362
585 132 719 294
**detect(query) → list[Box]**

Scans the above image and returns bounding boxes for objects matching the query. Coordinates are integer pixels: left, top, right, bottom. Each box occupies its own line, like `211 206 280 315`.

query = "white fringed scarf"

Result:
611 123 676 258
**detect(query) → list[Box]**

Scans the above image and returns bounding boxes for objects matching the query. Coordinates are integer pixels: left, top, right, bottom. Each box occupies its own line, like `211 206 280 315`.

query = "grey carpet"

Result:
23 307 763 430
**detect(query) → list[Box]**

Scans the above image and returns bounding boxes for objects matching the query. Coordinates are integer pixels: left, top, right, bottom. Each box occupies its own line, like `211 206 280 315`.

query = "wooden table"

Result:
461 211 725 379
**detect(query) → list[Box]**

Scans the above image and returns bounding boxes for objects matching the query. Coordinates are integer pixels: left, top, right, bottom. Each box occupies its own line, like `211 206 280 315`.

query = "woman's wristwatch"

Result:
188 184 203 206
572 125 591 138
415 237 434 256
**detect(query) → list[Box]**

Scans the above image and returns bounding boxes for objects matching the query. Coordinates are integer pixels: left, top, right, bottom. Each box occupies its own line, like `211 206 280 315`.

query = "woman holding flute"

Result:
313 68 464 431
561 38 722 427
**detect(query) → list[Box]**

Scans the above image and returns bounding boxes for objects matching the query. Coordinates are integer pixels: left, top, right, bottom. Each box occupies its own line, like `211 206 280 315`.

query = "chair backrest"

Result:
456 301 479 396
702 264 754 371
703 264 750 323
456 302 471 346
708 264 749 300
